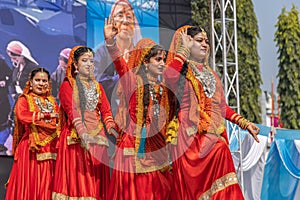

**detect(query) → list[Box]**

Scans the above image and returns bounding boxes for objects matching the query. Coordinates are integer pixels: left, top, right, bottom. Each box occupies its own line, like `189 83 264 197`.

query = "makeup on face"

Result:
31 72 49 95
76 51 94 77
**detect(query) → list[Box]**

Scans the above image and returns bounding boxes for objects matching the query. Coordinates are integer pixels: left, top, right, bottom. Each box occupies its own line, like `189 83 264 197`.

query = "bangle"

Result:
238 118 250 129
176 46 190 59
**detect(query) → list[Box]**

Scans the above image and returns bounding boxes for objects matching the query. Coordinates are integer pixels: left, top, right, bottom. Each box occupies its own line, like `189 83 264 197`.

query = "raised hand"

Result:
180 28 193 50
104 17 118 45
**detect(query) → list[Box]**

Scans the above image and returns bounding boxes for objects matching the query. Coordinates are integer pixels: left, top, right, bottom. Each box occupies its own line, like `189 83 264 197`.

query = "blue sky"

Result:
252 0 299 92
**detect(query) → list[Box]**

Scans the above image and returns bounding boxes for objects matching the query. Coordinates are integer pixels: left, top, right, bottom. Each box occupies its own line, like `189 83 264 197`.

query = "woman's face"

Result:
112 2 135 40
189 32 210 63
75 51 94 77
30 72 49 96
145 51 166 77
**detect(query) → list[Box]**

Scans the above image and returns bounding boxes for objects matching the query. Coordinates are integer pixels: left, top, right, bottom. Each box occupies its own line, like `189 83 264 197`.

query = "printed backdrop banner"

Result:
86 0 160 49
0 0 86 156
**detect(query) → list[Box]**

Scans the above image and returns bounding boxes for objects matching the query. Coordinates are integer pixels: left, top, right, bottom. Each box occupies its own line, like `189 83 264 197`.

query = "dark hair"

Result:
173 62 188 118
187 26 205 38
73 46 94 122
143 45 165 63
29 67 50 80
172 27 206 119
73 46 94 63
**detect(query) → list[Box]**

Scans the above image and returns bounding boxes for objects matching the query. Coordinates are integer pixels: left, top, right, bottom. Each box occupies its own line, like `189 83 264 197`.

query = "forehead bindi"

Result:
194 32 208 40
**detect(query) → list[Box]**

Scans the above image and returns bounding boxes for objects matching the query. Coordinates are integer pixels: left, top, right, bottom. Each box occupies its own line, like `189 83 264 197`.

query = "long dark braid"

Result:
137 45 164 124
173 27 205 117
174 61 188 117
75 75 87 122
139 65 150 125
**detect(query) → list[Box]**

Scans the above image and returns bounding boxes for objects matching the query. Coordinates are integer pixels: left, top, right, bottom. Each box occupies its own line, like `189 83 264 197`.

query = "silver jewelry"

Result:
189 63 216 98
83 81 99 111
149 84 161 116
34 97 55 123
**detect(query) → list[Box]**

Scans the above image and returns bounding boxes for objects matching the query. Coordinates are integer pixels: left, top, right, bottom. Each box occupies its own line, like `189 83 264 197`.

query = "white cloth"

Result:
232 134 268 200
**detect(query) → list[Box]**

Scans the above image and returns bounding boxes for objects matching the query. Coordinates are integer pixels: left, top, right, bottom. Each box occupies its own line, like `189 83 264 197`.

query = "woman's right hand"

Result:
104 17 118 45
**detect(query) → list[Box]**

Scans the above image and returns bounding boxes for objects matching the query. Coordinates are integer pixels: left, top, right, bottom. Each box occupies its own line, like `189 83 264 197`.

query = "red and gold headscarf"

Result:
127 38 156 73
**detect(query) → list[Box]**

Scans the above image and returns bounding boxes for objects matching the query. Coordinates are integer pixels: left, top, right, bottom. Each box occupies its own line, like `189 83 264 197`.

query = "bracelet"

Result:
238 118 250 129
176 46 190 59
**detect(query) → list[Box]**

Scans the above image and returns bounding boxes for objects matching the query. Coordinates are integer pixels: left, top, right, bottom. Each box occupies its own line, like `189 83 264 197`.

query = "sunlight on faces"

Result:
189 32 210 63
112 2 135 39
30 72 49 95
75 51 94 77
145 51 166 77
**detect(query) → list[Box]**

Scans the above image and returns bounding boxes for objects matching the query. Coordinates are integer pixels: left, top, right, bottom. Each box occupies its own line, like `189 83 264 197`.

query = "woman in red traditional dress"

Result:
5 67 59 200
164 26 261 200
104 18 172 200
51 46 116 200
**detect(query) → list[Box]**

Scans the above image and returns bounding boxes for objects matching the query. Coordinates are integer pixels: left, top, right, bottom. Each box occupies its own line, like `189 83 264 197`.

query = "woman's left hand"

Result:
247 123 260 143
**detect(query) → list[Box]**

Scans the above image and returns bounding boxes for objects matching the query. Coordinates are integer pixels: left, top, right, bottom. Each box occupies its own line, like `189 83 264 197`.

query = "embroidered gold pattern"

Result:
25 94 58 147
93 135 109 147
134 77 144 154
198 172 239 200
186 69 211 133
209 123 225 135
135 159 170 174
51 192 97 200
67 135 80 145
123 148 135 156
36 152 57 161
230 113 239 122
